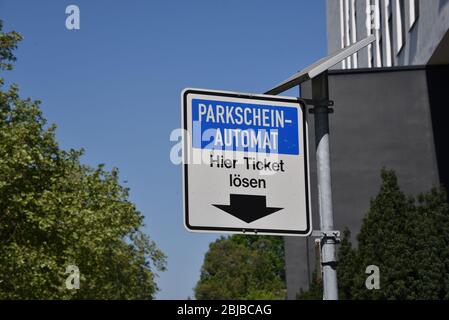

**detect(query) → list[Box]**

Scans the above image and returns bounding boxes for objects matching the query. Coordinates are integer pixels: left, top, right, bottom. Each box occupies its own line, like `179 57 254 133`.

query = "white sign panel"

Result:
182 88 311 236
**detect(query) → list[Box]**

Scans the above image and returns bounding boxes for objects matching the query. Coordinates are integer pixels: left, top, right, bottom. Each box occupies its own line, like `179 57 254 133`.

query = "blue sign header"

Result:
192 99 300 155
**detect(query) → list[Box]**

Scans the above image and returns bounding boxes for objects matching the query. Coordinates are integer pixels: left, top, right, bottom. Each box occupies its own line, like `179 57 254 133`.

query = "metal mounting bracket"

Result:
299 98 334 107
311 230 340 237
311 230 341 240
299 98 334 114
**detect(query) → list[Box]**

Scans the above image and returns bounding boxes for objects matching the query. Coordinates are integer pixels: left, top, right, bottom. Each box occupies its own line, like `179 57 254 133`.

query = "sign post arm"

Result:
311 71 339 300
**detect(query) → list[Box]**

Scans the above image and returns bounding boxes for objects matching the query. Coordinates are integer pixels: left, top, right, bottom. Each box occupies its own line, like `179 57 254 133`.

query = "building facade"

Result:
285 0 449 299
328 0 449 68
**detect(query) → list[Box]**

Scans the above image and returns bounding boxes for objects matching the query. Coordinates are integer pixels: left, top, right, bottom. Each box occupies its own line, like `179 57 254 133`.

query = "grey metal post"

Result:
311 71 338 300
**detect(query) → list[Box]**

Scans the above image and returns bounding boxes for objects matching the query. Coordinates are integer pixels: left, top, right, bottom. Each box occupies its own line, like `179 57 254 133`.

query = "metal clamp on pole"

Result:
312 230 341 271
311 230 341 239
313 230 341 252
298 98 335 113
300 98 334 107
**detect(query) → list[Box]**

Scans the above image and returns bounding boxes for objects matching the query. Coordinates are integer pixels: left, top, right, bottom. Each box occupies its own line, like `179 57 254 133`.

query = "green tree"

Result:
347 169 449 299
0 21 166 299
296 271 322 300
299 169 449 299
195 235 286 300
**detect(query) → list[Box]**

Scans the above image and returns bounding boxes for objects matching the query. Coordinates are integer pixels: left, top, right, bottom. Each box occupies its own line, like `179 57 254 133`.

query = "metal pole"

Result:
311 71 338 300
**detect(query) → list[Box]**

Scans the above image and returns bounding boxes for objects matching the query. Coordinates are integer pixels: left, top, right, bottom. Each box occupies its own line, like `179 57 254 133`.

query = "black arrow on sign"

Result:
213 194 283 223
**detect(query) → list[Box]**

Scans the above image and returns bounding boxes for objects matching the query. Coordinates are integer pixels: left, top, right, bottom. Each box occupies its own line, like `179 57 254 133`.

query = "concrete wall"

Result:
285 67 440 299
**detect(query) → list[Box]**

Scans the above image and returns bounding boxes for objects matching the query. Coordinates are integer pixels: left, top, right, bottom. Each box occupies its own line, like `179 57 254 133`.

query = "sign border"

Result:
182 88 312 236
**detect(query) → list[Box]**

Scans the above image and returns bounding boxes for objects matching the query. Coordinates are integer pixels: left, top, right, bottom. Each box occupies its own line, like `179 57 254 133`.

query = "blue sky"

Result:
0 0 326 299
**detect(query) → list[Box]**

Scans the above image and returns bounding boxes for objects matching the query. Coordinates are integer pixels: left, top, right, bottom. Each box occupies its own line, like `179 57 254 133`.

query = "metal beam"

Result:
265 35 375 95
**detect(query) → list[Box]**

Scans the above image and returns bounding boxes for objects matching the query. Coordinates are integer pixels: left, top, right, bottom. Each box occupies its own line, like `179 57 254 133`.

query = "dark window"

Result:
388 6 394 65
399 0 406 52
410 0 419 29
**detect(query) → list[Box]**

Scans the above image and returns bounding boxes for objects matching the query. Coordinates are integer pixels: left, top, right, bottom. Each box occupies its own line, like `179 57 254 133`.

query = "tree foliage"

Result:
0 20 166 299
298 169 449 300
195 235 286 300
295 271 322 300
